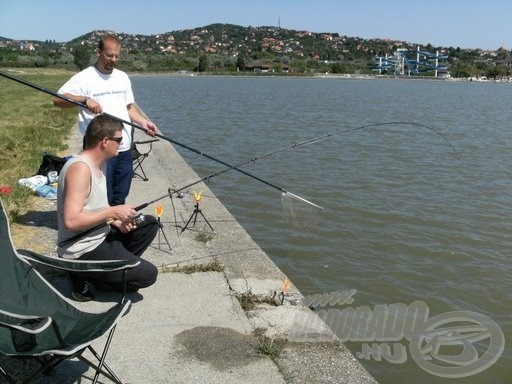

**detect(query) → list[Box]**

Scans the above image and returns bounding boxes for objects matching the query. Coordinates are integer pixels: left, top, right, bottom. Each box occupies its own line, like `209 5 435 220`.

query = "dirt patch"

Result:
10 196 58 256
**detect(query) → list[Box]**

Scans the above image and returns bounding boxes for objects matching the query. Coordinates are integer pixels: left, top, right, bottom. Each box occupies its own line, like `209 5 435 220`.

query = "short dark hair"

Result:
98 35 121 51
83 115 123 149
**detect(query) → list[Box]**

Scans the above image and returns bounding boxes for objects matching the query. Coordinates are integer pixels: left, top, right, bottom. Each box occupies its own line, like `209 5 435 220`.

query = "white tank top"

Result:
57 156 110 259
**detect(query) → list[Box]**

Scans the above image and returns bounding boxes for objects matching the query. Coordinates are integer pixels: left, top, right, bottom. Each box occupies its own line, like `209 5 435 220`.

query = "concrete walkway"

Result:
8 127 378 384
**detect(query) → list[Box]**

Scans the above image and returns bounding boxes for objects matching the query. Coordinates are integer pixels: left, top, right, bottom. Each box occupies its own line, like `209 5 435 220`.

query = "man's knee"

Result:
130 260 158 289
140 215 159 237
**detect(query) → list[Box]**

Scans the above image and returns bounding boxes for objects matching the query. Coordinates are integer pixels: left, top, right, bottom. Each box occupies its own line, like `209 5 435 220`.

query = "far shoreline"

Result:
3 67 510 83
128 71 512 83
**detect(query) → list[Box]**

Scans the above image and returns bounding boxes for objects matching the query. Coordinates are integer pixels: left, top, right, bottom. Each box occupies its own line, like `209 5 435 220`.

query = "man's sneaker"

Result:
71 280 95 302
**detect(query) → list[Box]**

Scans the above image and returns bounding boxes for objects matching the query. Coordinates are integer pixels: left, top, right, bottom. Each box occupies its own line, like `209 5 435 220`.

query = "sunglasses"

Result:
107 136 123 143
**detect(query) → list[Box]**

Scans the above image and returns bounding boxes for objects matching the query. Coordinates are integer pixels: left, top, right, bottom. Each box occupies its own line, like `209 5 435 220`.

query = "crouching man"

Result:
57 114 158 301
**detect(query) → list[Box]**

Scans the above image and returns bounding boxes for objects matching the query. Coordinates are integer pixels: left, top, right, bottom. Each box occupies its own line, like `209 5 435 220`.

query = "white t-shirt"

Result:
58 66 135 152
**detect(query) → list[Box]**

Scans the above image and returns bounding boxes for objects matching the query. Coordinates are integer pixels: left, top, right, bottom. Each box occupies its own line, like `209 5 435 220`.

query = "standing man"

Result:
57 115 158 301
54 34 157 205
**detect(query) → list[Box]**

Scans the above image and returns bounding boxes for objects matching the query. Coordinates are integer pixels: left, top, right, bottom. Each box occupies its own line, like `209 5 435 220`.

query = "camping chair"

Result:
0 198 139 384
132 129 158 181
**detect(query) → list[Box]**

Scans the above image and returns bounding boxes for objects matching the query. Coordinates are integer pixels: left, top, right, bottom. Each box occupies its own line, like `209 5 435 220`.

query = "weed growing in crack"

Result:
160 260 224 274
254 333 285 361
195 231 215 243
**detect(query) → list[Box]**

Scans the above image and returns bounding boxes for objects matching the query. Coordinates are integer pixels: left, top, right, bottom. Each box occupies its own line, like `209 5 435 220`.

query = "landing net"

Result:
281 191 323 229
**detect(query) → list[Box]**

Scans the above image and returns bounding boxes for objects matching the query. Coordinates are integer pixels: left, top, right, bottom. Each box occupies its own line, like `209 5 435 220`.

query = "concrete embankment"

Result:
11 125 378 383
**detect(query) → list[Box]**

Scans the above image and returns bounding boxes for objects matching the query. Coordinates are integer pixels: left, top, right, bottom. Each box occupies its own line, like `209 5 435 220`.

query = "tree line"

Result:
1 25 510 79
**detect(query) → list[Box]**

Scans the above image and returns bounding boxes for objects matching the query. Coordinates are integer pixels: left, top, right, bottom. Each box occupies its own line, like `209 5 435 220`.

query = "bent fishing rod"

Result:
136 120 458 209
56 118 458 245
0 70 321 209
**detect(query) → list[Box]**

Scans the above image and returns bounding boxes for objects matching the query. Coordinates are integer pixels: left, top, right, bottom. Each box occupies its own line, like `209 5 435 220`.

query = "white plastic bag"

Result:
18 175 48 190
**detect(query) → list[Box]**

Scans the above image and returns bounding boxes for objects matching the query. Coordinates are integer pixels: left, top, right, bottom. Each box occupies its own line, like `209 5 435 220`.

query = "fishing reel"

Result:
168 187 186 199
132 213 145 226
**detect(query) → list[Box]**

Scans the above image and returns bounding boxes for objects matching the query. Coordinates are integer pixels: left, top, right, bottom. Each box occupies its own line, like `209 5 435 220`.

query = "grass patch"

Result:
160 259 224 274
253 329 285 361
194 231 215 243
235 288 277 311
0 70 77 221
236 288 259 311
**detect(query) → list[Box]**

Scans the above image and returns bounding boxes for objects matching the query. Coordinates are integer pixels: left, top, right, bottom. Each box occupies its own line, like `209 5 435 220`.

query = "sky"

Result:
1 0 510 50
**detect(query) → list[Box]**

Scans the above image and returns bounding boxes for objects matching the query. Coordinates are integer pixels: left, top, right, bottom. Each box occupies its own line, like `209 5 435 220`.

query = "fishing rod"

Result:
132 120 457 219
0 70 321 209
154 121 458 203
55 120 457 245
247 121 458 156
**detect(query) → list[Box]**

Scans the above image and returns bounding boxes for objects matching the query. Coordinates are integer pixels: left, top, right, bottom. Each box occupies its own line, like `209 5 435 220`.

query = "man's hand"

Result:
84 98 103 115
110 204 138 223
127 104 157 137
144 119 158 137
111 219 136 233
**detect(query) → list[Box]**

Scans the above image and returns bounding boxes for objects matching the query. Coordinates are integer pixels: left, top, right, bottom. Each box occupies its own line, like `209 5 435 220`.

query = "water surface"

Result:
133 76 511 383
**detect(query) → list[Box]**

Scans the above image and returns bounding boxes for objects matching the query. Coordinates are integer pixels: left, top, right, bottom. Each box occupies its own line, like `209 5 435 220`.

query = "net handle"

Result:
283 191 324 210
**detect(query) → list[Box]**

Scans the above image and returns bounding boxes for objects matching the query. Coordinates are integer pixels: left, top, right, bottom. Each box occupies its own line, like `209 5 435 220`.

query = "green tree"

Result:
486 64 509 79
331 62 346 73
236 54 245 71
450 62 476 78
132 60 147 72
197 54 208 72
73 44 91 70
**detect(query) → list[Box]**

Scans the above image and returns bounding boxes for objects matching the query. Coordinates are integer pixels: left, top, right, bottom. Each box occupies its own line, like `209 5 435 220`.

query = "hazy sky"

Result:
1 0 510 50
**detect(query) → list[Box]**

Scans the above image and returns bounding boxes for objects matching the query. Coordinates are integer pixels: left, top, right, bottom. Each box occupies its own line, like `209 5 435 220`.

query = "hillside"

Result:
0 24 510 78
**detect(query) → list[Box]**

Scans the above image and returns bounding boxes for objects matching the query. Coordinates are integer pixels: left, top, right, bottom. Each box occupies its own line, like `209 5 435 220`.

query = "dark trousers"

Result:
73 215 159 293
107 149 133 206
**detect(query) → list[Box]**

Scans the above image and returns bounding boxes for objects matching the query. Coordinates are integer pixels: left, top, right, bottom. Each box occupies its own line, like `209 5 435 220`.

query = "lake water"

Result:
132 75 511 383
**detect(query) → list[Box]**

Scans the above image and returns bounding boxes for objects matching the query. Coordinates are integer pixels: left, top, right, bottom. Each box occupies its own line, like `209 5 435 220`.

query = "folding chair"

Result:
0 198 139 384
132 129 158 181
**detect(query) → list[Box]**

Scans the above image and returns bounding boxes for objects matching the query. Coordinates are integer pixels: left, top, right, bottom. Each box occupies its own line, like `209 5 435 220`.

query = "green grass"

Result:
160 260 224 274
194 231 215 243
253 328 285 361
0 69 77 220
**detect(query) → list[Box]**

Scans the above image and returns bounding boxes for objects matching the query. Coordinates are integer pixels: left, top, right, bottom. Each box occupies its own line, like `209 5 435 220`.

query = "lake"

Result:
132 75 511 383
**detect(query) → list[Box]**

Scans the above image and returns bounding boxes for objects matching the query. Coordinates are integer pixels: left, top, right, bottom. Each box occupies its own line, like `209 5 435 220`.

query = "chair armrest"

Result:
18 249 140 303
0 309 52 334
17 249 141 273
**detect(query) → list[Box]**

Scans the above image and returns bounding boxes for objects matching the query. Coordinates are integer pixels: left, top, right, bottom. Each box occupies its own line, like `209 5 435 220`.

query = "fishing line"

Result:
55 119 456 241
237 121 457 164
164 121 455 228
168 121 456 199
0 70 322 210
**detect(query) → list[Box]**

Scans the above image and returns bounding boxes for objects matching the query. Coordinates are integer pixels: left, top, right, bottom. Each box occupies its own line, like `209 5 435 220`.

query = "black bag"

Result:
36 152 69 177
